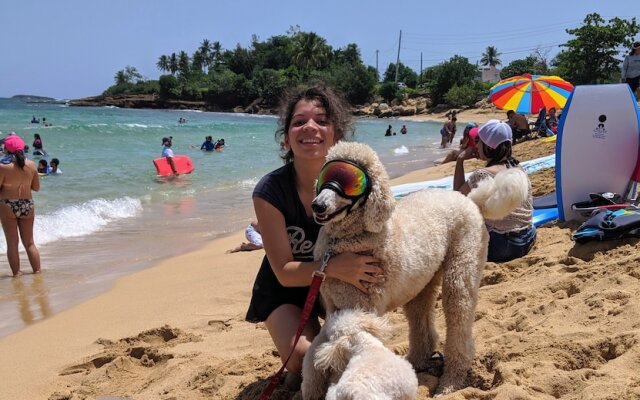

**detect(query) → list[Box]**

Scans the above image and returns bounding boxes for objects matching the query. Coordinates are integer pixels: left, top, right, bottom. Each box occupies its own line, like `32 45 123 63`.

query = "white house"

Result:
479 65 501 83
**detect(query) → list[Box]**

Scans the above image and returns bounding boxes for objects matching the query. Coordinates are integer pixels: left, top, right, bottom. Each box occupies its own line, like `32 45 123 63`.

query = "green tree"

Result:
211 41 223 69
159 74 180 99
500 55 548 78
169 53 178 75
113 66 142 85
198 39 213 72
177 51 190 78
480 46 502 67
252 34 294 70
382 62 418 88
156 55 170 73
291 31 331 76
552 13 639 84
423 55 478 104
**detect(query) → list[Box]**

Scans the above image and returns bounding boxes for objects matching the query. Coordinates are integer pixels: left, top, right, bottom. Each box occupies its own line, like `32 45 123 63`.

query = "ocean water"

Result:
0 97 452 337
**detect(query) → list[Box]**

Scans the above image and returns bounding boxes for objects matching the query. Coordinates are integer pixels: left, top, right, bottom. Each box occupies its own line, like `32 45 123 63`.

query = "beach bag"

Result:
572 207 640 243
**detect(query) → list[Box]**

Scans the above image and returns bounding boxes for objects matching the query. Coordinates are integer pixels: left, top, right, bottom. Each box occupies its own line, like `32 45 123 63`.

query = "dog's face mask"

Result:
312 160 371 225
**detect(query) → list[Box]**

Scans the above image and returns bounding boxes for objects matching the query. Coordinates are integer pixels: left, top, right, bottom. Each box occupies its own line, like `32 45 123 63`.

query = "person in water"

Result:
161 136 178 175
37 159 49 174
213 138 225 150
0 135 41 276
49 158 62 174
245 84 382 386
200 136 215 151
32 133 47 156
31 116 40 124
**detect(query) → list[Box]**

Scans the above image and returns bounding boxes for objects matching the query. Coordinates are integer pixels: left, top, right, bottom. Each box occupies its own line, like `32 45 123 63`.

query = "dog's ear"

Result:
314 336 350 373
359 313 392 341
362 165 395 233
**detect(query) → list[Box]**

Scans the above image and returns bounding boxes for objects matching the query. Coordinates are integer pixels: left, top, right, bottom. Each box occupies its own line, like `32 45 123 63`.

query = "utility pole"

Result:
420 52 423 84
394 30 402 83
376 49 379 81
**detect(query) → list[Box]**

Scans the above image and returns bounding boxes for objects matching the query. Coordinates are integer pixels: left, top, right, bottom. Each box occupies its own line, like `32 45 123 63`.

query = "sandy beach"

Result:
1 114 639 400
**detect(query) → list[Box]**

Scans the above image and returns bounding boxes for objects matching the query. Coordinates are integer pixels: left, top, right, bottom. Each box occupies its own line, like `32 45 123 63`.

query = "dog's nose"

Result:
311 201 327 214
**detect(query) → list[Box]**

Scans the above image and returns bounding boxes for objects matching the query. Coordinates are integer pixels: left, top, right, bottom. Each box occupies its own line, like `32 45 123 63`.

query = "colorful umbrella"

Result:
489 74 574 114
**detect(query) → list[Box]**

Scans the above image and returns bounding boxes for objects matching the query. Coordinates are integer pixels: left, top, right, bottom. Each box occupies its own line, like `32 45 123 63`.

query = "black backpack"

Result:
572 207 640 243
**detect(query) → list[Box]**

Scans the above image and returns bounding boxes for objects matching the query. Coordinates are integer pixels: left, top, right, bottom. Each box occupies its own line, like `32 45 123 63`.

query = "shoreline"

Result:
0 138 558 399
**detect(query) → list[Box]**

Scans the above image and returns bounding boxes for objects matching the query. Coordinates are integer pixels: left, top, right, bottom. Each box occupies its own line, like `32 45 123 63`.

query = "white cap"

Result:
478 119 512 149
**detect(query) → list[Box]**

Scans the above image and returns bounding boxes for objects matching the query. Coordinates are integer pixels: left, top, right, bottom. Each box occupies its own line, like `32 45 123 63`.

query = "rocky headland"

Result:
68 93 498 119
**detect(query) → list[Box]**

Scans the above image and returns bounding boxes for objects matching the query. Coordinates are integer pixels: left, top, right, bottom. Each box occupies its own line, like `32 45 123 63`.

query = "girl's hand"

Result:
326 252 383 293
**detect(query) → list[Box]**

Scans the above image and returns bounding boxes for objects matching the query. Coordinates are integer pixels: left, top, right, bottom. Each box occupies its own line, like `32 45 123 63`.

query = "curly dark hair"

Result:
482 141 520 168
275 83 354 163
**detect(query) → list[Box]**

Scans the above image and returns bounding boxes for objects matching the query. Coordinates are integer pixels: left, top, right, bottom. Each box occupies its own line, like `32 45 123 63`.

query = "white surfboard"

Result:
556 84 640 222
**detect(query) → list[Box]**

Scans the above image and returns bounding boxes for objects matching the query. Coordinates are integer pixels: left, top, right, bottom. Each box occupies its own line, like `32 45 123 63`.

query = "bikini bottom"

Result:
2 199 35 218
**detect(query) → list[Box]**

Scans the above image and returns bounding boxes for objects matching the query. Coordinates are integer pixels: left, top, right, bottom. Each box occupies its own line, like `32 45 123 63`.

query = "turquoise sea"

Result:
0 97 452 337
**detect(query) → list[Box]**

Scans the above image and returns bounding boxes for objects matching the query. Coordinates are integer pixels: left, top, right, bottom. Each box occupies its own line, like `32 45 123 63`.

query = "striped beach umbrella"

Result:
489 74 574 114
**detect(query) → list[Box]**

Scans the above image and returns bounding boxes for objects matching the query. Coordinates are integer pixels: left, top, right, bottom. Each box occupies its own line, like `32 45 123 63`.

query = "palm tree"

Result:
211 41 222 69
481 46 502 67
156 55 170 73
198 39 213 72
291 32 330 74
169 53 178 75
178 51 190 77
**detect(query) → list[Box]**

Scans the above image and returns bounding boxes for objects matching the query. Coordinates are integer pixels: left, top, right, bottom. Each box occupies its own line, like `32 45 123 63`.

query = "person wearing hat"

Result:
453 119 536 262
0 134 41 276
621 41 640 96
439 122 479 164
161 136 178 175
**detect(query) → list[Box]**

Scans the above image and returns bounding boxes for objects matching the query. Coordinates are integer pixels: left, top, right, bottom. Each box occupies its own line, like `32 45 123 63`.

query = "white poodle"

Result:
302 142 528 398
309 309 418 400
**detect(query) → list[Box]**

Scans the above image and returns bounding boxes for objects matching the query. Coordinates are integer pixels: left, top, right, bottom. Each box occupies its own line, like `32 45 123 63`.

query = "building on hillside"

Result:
479 65 501 83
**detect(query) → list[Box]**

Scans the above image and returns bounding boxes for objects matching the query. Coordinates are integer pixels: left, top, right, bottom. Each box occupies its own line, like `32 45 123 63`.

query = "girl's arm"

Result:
254 197 383 293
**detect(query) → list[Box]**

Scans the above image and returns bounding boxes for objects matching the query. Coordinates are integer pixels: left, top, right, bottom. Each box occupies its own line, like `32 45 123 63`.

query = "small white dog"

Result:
306 309 418 400
302 142 528 398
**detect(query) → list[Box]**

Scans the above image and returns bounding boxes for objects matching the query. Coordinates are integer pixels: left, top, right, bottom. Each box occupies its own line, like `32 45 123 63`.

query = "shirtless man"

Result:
0 135 41 276
506 110 531 142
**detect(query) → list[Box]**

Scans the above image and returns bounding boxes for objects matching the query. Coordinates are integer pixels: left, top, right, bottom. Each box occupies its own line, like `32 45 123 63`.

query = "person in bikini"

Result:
0 135 41 276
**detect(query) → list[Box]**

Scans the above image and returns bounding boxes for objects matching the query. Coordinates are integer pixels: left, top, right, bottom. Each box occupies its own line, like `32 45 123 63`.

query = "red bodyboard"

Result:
153 155 194 176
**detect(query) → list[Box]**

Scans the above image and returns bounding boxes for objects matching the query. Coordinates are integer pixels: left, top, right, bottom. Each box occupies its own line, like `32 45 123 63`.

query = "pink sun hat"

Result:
4 134 26 153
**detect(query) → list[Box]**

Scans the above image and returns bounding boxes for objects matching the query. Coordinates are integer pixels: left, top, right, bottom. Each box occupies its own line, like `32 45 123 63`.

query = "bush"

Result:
159 75 179 99
377 81 401 102
444 84 488 107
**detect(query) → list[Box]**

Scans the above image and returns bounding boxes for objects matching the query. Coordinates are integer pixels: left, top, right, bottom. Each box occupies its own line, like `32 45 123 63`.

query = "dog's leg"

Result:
435 229 486 395
404 269 441 369
301 327 330 400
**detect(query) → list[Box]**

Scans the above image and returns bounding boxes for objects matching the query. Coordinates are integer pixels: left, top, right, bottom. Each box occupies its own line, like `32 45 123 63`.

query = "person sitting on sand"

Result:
37 159 49 175
507 110 531 142
454 119 536 262
227 221 263 253
439 122 478 164
545 107 559 134
245 84 382 387
49 158 62 175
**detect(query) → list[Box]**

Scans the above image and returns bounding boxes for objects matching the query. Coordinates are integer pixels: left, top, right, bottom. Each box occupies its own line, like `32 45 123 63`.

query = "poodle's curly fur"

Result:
302 142 527 398
306 309 418 400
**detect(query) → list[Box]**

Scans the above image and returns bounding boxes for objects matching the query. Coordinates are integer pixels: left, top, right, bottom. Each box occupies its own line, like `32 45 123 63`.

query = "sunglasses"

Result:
316 160 371 198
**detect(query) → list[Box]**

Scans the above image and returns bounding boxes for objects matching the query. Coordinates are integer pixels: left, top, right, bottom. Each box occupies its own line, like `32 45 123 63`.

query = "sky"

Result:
1 0 638 100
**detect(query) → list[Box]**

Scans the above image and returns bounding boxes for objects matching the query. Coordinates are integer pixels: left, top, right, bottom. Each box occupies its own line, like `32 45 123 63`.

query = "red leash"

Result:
259 268 325 399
